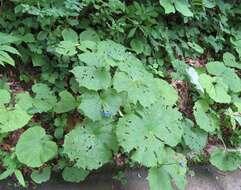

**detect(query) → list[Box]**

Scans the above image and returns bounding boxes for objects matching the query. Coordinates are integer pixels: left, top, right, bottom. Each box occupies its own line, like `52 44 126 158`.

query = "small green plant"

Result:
0 0 240 190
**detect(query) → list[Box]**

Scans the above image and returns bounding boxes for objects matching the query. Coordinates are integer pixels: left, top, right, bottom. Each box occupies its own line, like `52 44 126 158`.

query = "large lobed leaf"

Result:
63 121 117 170
116 103 183 167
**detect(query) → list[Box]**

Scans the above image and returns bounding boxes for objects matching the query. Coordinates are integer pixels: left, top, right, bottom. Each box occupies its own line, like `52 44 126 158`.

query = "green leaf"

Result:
16 126 58 168
147 148 187 190
193 100 219 132
31 54 46 67
0 89 11 105
206 61 241 93
148 167 172 190
56 41 77 56
31 167 51 184
32 83 57 113
0 169 14 180
174 0 193 17
0 49 16 66
159 0 175 14
0 105 32 133
62 167 89 183
79 29 100 42
0 45 20 55
210 148 241 171
63 121 117 170
62 28 78 42
117 103 183 167
199 74 231 103
0 33 20 44
113 72 160 107
183 119 207 152
78 52 103 67
223 52 241 69
130 39 144 54
14 170 26 187
71 66 111 91
158 79 178 106
79 90 122 121
187 42 204 54
54 90 77 113
15 92 33 112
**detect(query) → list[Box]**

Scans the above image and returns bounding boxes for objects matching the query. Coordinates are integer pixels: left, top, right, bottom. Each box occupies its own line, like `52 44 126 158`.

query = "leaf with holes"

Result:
113 72 160 107
63 121 117 170
183 119 208 152
147 148 187 190
116 103 183 167
32 83 57 113
71 66 111 91
79 90 122 121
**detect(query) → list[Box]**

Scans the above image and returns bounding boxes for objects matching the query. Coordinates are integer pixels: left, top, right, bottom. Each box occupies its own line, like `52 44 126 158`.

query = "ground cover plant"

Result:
0 0 241 189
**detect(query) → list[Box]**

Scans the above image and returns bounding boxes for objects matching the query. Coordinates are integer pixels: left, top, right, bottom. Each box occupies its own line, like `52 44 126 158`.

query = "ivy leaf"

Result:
32 83 57 113
159 0 175 14
183 119 207 152
223 52 241 69
193 100 219 132
117 103 183 167
174 0 193 17
0 89 11 105
0 105 32 133
71 66 111 91
16 126 58 168
62 167 89 183
63 121 117 170
79 90 122 121
199 73 231 103
62 28 78 42
54 90 77 113
210 148 241 171
31 167 51 184
147 148 187 190
206 61 241 93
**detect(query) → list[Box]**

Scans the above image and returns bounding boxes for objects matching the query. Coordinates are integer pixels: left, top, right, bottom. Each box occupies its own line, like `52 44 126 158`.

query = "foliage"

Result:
0 0 240 189
31 167 51 184
16 126 58 168
209 148 241 172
